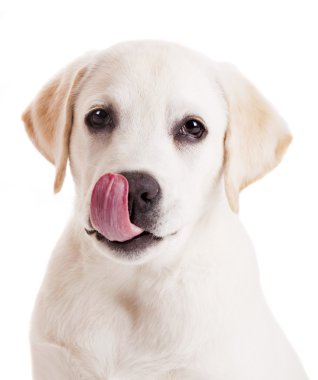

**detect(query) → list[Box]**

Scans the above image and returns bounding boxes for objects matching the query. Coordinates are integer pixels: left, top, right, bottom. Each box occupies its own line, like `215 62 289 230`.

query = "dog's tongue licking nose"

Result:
90 173 144 242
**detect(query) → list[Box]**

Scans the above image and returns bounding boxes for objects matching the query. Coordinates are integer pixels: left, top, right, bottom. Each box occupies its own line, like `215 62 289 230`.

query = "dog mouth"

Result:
87 172 167 253
85 226 163 253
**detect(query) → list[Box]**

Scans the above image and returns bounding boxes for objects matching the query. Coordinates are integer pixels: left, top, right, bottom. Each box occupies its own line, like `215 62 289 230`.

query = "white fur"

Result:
24 41 308 379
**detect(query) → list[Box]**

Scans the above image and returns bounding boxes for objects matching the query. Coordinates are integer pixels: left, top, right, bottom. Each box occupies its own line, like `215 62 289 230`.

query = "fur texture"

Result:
23 41 308 380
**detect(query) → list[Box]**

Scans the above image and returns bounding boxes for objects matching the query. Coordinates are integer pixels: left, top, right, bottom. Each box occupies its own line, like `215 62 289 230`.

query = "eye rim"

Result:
174 116 208 142
85 107 115 131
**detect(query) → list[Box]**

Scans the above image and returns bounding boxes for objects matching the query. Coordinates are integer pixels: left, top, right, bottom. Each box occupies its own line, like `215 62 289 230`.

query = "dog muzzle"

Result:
90 173 144 242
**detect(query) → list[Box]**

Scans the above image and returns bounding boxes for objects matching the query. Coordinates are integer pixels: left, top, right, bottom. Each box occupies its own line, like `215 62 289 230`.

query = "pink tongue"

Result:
90 173 144 242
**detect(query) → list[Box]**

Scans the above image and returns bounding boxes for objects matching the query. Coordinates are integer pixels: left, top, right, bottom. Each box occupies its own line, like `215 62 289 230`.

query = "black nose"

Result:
120 171 161 229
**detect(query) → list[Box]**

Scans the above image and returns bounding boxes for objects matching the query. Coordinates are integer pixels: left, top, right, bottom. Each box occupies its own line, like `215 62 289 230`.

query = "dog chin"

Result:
84 227 163 262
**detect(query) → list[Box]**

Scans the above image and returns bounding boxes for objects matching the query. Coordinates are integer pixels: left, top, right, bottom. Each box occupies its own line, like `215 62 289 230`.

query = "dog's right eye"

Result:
85 109 113 130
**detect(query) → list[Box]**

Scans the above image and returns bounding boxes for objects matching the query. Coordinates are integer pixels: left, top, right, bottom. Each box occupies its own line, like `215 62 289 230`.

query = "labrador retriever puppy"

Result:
23 41 309 380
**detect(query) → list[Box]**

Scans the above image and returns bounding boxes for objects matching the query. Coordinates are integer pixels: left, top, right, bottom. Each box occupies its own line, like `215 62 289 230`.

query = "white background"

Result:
0 0 317 378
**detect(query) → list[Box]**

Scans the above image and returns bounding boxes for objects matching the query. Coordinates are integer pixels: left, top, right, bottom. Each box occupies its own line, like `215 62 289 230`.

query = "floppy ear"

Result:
22 55 92 192
216 63 292 213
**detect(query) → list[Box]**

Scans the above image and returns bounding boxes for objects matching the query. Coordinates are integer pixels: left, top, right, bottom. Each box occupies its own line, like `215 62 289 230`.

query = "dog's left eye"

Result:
178 119 206 140
85 108 113 130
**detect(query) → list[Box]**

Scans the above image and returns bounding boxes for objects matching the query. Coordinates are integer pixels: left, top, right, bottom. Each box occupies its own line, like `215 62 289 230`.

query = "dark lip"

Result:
85 227 163 253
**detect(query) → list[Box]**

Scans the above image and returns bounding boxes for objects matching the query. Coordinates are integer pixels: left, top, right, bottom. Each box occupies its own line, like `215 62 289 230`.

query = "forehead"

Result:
79 42 224 118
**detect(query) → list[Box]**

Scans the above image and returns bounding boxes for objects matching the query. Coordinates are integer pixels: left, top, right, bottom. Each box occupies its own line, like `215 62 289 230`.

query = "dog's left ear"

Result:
216 63 292 213
22 54 93 193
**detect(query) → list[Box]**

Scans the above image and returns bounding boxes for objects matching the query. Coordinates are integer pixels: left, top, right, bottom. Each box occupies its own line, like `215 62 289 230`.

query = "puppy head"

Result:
23 41 291 264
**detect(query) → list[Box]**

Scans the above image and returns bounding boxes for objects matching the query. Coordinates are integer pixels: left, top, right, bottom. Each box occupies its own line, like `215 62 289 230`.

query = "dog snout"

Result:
120 171 161 229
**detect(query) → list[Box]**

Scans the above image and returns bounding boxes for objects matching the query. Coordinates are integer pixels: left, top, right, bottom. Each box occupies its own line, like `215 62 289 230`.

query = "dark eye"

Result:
85 108 112 130
179 119 206 139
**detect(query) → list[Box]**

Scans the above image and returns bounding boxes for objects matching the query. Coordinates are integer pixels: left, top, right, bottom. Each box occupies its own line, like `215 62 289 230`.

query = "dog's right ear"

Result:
22 54 93 193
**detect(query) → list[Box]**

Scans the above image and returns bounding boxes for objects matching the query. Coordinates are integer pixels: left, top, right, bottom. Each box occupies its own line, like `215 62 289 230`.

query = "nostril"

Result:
141 191 154 202
141 192 150 202
141 185 159 202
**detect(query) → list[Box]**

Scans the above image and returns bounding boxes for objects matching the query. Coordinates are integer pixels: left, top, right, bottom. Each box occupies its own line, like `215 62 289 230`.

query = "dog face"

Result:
23 41 291 264
70 43 228 262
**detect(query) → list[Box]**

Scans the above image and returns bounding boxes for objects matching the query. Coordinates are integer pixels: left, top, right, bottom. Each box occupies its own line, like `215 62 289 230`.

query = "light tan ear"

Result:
22 55 92 192
216 63 292 213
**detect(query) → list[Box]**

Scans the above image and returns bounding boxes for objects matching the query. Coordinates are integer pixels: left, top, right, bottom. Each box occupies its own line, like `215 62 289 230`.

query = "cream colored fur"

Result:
23 41 308 380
